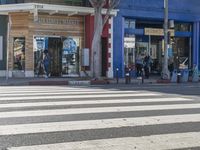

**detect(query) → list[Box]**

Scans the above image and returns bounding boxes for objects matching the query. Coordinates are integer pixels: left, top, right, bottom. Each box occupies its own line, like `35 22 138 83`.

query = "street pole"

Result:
162 0 170 79
6 16 11 82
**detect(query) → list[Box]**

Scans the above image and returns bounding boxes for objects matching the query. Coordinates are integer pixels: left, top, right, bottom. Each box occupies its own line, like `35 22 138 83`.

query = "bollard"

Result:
141 67 144 84
128 69 131 83
125 72 130 84
116 68 119 84
177 72 181 83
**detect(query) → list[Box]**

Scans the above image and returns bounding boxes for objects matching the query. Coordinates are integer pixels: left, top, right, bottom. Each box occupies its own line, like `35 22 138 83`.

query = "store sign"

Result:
144 28 174 36
124 37 135 48
38 17 80 26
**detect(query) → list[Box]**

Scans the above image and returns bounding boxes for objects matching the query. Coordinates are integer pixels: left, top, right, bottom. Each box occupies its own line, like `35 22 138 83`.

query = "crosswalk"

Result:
0 86 199 150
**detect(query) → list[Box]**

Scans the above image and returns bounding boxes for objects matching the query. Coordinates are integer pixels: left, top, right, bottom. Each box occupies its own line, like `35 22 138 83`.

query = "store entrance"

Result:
48 37 62 77
34 36 81 77
102 37 108 77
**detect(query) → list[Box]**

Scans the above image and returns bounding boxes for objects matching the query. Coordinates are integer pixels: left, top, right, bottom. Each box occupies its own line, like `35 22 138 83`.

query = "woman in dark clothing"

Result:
144 55 152 79
43 50 50 78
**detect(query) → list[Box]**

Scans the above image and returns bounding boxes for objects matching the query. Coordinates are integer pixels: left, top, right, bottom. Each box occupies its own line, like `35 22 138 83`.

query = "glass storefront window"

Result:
124 36 135 69
125 19 135 29
136 20 163 29
62 37 80 76
13 37 25 71
175 23 191 32
172 37 191 69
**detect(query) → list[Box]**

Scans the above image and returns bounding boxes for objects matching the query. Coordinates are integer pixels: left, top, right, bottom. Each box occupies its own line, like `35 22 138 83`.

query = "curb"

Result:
68 80 90 85
28 79 110 86
157 79 171 84
29 80 69 85
91 79 110 85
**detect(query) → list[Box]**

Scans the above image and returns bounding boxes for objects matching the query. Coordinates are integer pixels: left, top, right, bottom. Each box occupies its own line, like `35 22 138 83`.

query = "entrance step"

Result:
29 80 68 85
68 80 90 85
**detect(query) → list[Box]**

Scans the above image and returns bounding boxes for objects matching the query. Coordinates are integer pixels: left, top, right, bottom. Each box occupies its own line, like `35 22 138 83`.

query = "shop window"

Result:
172 37 191 69
124 37 136 69
175 23 191 32
125 19 135 29
62 37 80 76
13 37 25 71
136 20 163 29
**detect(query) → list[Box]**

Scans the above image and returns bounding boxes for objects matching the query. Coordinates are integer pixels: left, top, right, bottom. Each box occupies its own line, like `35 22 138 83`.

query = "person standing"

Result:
136 52 143 77
43 50 50 78
143 54 152 79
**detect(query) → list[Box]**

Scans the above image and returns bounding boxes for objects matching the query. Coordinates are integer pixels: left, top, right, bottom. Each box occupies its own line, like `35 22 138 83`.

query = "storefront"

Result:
8 12 84 77
0 15 7 77
0 3 117 78
113 0 200 77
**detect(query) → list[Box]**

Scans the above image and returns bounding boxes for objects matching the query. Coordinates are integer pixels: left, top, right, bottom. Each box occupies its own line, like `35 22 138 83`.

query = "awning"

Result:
0 3 118 16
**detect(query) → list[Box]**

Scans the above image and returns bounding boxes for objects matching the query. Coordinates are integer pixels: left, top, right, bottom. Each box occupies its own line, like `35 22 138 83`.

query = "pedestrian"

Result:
136 52 143 78
143 54 152 79
42 50 50 78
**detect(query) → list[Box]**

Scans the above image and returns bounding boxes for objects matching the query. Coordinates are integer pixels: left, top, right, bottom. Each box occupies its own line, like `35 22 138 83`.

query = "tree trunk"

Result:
91 7 103 78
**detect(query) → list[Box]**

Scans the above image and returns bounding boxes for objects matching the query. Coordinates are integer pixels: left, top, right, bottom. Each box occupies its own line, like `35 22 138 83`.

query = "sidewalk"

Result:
0 76 155 86
0 76 199 86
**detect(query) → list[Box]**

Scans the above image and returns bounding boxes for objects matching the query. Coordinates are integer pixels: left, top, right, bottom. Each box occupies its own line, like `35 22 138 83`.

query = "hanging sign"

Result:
145 28 174 36
124 37 135 48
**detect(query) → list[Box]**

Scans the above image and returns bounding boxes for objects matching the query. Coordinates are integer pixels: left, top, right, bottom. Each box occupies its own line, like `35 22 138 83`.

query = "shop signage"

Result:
124 37 135 48
38 17 80 26
144 28 174 36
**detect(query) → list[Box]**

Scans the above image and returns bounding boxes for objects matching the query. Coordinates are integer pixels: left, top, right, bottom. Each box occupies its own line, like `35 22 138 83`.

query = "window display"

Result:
62 37 80 76
13 37 25 71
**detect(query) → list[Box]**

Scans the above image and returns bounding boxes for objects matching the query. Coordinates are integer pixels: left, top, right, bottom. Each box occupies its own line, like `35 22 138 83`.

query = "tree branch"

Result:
89 0 98 7
103 0 120 26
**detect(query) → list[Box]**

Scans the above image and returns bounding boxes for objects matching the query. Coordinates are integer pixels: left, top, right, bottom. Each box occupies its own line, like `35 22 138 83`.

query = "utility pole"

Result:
162 0 170 79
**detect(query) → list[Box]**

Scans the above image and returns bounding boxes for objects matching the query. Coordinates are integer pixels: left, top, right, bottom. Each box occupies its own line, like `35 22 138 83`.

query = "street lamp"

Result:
162 0 170 79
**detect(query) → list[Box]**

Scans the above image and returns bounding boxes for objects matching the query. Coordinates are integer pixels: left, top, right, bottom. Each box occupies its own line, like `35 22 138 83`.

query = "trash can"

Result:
192 67 199 82
180 69 189 82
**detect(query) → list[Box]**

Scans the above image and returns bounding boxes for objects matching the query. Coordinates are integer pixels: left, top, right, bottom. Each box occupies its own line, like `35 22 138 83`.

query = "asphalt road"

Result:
0 84 199 150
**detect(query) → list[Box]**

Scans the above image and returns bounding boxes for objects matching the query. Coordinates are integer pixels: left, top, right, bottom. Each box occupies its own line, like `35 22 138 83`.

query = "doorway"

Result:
48 37 62 77
101 37 108 77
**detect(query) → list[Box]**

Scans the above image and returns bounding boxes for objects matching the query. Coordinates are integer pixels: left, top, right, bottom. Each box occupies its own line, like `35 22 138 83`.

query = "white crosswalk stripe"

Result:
0 86 199 150
0 114 200 136
0 93 161 101
0 97 190 108
7 132 200 150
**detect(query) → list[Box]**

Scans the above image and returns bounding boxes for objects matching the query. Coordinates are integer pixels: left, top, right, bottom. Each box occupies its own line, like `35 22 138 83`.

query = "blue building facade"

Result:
113 0 200 77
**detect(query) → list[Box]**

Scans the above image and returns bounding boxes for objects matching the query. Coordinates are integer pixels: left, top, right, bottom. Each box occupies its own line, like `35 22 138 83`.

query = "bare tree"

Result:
89 0 120 78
